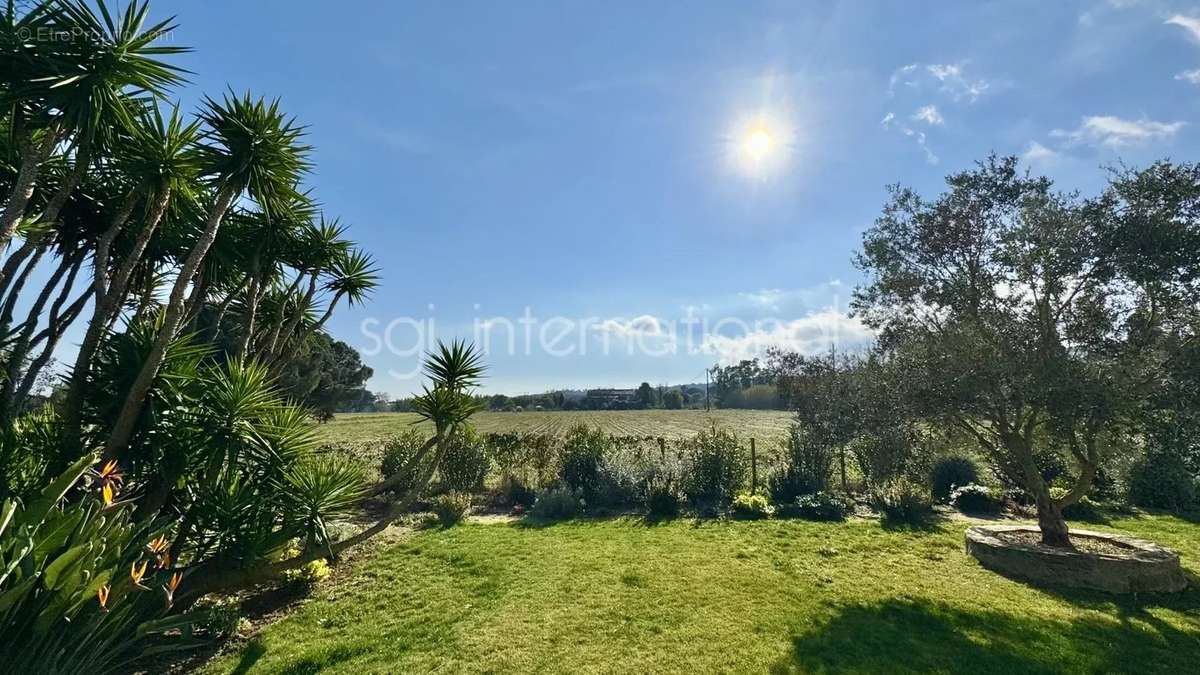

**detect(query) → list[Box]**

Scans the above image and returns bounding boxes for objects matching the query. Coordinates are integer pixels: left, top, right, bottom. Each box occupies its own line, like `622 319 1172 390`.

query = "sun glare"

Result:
743 127 774 161
727 110 793 180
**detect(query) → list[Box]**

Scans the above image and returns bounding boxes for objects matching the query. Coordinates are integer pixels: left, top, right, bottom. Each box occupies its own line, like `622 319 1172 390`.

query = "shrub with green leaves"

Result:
930 455 978 503
437 426 490 493
379 428 432 493
431 491 473 527
730 492 774 519
681 427 748 506
871 477 934 524
768 424 834 504
531 487 583 520
787 491 852 521
559 425 611 501
950 483 1002 514
1129 450 1197 511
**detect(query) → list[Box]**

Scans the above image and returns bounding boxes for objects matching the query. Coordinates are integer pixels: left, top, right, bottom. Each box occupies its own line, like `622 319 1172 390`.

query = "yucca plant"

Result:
0 454 202 675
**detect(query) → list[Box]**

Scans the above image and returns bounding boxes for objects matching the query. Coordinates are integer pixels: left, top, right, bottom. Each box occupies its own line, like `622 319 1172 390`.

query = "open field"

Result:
206 513 1200 674
319 409 795 444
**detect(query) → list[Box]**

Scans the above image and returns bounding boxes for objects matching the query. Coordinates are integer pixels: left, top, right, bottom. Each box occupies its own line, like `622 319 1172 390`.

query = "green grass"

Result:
319 409 794 444
206 513 1200 674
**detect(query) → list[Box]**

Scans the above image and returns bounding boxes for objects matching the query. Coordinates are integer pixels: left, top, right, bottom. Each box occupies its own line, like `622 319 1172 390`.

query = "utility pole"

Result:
705 367 710 411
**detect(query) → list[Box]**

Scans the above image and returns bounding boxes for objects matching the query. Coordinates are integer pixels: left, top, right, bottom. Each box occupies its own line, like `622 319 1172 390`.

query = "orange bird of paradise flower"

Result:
130 560 150 588
97 584 110 610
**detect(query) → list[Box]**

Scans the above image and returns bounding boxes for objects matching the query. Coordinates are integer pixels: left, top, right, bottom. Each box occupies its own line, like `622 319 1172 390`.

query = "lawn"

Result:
206 513 1200 674
318 409 795 444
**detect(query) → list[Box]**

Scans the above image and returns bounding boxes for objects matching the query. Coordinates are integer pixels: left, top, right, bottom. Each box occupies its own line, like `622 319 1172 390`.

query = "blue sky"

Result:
159 0 1200 396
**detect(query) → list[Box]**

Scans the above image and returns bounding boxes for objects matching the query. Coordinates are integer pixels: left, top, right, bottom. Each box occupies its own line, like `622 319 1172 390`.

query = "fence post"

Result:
750 437 758 495
658 437 665 461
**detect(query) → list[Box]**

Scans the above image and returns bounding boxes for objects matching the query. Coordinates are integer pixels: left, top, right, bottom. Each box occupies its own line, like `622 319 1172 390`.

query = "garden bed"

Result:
965 525 1188 594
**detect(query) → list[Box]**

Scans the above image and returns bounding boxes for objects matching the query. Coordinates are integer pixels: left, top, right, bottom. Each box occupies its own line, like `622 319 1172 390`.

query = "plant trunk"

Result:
271 290 342 369
262 271 307 355
0 245 47 334
103 185 238 458
234 250 265 357
0 252 79 423
61 188 167 450
0 122 59 251
1036 493 1071 547
265 272 317 360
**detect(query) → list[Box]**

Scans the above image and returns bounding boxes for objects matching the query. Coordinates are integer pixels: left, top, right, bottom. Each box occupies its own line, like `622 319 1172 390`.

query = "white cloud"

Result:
1166 15 1200 42
1021 141 1060 164
912 105 944 126
926 63 990 102
882 112 938 164
698 310 874 365
1051 115 1186 148
1176 69 1200 84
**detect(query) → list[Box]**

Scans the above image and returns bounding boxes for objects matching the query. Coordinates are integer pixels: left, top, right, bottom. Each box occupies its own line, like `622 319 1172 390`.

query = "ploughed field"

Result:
320 409 795 443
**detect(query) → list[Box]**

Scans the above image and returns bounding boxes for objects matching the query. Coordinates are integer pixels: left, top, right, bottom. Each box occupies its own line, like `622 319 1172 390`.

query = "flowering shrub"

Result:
950 483 1003 514
730 492 774 519
789 491 852 521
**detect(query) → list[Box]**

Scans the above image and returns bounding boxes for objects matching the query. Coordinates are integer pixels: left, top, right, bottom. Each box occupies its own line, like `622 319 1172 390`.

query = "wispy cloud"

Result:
1166 15 1200 42
882 112 939 164
1176 69 1200 84
912 105 944 126
888 62 988 99
1050 115 1185 148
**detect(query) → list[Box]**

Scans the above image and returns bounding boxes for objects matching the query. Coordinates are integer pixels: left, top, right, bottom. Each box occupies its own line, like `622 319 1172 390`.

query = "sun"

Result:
743 127 774 161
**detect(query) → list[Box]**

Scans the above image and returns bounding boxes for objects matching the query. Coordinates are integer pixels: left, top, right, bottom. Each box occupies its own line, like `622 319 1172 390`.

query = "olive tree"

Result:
852 156 1199 546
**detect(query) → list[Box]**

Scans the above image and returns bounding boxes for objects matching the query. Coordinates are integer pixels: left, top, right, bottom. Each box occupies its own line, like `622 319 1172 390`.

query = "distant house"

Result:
584 388 637 409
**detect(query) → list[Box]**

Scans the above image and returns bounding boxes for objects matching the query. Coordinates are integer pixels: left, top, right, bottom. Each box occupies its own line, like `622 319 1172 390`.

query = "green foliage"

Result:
662 389 684 409
531 487 583 520
730 492 774 519
681 427 748 506
931 455 979 503
787 491 852 521
768 424 833 504
559 425 609 501
431 491 472 528
871 477 934 524
436 426 490 493
495 474 536 509
378 429 432 493
280 455 367 550
1129 450 1197 511
950 483 1003 515
644 475 681 519
0 455 202 674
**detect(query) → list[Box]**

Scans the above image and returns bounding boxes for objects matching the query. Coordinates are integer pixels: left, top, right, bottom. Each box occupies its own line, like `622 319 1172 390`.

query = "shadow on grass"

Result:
772 597 1200 675
878 510 949 534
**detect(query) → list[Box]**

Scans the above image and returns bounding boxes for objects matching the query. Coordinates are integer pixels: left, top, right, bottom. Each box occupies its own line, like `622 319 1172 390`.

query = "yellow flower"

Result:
130 560 149 588
147 534 169 555
102 483 115 506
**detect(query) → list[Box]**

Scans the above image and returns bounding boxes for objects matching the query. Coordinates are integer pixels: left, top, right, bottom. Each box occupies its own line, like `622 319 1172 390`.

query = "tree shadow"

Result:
229 639 267 675
772 597 1200 674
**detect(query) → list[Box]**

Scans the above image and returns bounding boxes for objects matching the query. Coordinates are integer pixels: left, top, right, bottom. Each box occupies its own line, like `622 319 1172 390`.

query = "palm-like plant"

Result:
61 102 201 448
105 90 311 457
0 0 188 253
